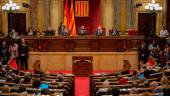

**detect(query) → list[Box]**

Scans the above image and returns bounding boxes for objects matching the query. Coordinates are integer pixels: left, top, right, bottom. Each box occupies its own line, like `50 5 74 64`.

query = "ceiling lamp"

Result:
145 0 162 12
2 0 20 12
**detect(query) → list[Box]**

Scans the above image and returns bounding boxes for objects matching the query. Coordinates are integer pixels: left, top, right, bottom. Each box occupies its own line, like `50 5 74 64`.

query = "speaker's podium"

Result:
72 56 93 76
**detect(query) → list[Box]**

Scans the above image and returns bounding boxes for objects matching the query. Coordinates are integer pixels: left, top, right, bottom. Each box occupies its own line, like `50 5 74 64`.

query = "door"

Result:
167 0 170 31
138 13 156 37
8 13 26 35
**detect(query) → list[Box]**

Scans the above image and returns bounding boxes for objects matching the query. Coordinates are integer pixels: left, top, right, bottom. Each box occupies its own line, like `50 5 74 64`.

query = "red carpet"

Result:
75 77 89 96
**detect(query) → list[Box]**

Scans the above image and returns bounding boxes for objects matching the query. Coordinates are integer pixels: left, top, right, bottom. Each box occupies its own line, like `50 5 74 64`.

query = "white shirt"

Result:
160 29 169 37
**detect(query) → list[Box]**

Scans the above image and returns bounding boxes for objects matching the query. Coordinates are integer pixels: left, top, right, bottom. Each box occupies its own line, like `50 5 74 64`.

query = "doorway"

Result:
138 13 156 37
8 13 26 35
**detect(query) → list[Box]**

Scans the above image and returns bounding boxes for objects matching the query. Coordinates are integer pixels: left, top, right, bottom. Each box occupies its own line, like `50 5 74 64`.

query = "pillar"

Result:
126 0 134 29
114 0 121 30
120 0 127 32
50 0 64 36
44 0 50 29
30 0 38 30
101 0 114 36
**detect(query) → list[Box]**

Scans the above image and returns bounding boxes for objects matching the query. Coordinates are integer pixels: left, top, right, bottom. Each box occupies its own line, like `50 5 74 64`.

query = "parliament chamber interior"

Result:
0 0 170 96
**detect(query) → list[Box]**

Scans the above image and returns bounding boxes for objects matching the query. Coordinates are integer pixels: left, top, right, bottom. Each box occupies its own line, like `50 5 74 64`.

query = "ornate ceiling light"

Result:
2 0 20 12
145 0 162 12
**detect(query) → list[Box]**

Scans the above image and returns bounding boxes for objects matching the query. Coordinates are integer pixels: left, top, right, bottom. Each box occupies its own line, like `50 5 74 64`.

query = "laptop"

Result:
39 83 49 90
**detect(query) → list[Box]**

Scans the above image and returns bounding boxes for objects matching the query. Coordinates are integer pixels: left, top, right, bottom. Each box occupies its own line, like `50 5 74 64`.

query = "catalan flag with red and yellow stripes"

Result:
75 1 89 17
64 0 70 29
69 0 77 36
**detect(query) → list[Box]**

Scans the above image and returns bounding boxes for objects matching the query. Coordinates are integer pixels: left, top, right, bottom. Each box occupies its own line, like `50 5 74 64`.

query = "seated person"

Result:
45 27 54 36
78 26 87 35
57 74 64 82
129 87 138 96
121 60 131 74
95 26 104 36
160 26 169 37
9 29 20 40
110 27 119 36
61 27 70 36
1 85 11 93
58 22 66 36
32 78 41 88
150 81 163 95
27 27 36 36
23 73 32 84
97 79 113 95
112 87 120 96
18 86 27 96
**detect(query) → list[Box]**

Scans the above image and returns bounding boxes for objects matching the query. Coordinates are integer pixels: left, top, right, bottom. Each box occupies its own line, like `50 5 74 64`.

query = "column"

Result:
37 0 45 32
44 0 50 29
101 0 114 36
163 0 167 26
114 0 121 30
126 0 134 29
120 0 127 32
30 0 38 30
50 0 64 36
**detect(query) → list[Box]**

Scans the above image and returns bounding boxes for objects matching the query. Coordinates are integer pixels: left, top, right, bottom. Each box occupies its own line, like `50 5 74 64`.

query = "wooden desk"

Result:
22 35 144 52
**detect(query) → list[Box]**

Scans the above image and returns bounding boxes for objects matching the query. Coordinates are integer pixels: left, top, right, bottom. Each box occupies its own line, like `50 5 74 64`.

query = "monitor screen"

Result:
39 83 49 90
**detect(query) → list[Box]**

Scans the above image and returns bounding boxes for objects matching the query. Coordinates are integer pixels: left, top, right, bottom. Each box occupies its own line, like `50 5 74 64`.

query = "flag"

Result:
75 1 89 17
69 0 77 36
64 0 70 29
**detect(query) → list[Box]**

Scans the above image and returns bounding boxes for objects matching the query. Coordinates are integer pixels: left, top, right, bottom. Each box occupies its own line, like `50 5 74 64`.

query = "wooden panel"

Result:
22 36 144 52
28 52 138 71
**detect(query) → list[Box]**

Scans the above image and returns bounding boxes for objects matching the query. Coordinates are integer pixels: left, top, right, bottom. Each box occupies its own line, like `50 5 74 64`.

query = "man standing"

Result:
19 38 29 70
0 41 10 65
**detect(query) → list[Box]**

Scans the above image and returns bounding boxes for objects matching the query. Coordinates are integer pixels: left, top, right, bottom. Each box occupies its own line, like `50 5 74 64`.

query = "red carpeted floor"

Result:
75 77 90 96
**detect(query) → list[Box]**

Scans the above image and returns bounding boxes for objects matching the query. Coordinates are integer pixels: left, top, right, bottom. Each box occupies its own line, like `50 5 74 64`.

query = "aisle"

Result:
75 77 90 96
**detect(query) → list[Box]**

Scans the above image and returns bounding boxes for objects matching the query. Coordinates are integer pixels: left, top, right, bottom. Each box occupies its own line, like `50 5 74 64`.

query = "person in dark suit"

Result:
19 38 29 69
0 41 10 65
45 27 54 36
138 41 150 63
78 26 87 35
95 26 104 36
110 27 119 36
58 22 70 36
58 22 65 36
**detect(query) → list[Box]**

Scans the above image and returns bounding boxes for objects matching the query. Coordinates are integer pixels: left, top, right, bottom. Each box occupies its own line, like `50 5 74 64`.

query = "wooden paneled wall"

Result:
28 52 138 71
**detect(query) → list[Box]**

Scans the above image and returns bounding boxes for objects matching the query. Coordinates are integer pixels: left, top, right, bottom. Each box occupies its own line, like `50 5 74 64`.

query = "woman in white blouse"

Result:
160 26 169 37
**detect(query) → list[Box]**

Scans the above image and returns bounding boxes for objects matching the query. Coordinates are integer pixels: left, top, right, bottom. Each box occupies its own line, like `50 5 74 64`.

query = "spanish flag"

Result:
69 0 77 36
64 0 70 29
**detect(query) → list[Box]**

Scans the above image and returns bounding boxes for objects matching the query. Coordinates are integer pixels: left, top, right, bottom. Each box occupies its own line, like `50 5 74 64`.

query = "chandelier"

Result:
2 0 20 12
145 0 162 11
